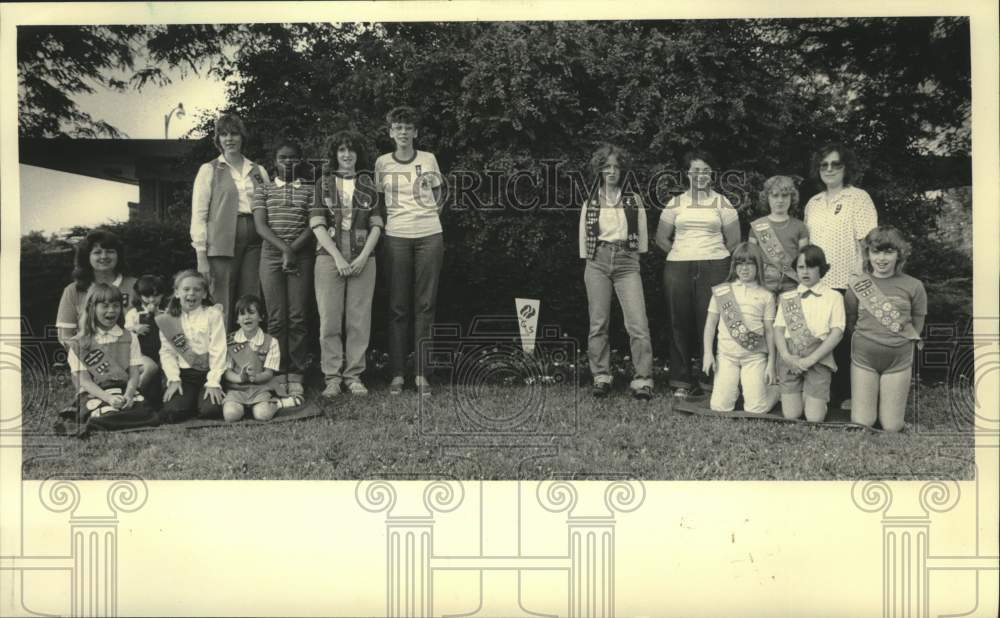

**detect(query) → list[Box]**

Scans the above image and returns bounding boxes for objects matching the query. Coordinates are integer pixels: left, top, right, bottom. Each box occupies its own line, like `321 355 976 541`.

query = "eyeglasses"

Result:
820 160 845 171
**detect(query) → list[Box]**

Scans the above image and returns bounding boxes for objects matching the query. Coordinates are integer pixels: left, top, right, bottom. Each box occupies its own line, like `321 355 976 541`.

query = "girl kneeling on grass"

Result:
772 245 846 422
702 243 779 414
221 295 288 423
157 270 227 423
845 226 926 432
67 283 160 431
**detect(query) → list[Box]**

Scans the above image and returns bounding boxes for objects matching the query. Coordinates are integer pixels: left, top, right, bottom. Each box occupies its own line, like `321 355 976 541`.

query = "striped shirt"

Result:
252 178 314 244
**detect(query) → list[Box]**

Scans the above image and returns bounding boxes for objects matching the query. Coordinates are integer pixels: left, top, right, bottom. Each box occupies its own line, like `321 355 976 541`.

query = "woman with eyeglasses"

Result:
803 142 878 411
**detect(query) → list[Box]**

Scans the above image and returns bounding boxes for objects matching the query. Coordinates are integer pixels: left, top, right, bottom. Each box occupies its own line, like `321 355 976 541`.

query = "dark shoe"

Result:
592 382 611 397
632 385 653 401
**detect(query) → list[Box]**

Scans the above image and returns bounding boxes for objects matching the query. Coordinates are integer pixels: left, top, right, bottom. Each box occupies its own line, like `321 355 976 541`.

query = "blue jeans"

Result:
584 245 653 388
663 257 730 389
384 233 444 378
259 243 314 375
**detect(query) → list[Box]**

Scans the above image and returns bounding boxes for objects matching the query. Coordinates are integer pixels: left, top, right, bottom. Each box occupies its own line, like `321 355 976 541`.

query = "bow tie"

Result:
801 289 821 298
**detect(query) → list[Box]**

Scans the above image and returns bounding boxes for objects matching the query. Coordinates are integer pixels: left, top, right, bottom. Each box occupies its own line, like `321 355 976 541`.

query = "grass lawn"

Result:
19 369 976 481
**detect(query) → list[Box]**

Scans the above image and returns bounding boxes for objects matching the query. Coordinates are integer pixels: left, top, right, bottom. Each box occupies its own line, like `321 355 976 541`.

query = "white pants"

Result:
710 349 776 414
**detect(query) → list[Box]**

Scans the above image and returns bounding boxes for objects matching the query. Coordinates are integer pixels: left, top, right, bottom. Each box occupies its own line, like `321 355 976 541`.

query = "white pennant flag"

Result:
515 298 540 354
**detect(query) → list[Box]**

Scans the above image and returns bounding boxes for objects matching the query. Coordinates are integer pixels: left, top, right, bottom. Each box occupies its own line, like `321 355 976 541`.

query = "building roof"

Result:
18 137 203 184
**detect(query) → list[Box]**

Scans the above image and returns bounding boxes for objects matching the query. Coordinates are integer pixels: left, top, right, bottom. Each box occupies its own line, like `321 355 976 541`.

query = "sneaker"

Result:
389 377 405 396
287 381 305 397
415 376 432 397
840 398 853 411
672 387 690 400
632 385 653 401
322 380 342 398
592 381 611 398
273 394 304 409
346 381 369 396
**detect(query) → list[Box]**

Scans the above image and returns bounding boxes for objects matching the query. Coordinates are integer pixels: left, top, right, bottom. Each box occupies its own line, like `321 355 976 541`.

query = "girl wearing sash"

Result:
67 283 158 431
773 245 846 422
655 149 741 399
702 243 779 414
158 270 227 423
190 113 271 327
845 227 926 432
749 175 809 293
222 295 283 422
311 130 384 398
578 144 653 399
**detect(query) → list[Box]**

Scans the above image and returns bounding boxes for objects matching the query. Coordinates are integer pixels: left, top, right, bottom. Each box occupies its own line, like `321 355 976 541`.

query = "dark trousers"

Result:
259 243 314 374
384 233 444 378
832 288 852 403
663 257 731 389
159 368 222 423
208 214 262 329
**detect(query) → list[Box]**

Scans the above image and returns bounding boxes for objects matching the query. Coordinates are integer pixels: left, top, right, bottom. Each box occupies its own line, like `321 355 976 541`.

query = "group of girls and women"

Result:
55 107 926 433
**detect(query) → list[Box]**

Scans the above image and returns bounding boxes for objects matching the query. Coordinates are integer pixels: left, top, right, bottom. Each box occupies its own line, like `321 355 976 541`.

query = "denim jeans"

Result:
259 243 314 375
663 257 730 389
383 233 444 378
314 250 376 382
208 214 261 328
584 245 653 388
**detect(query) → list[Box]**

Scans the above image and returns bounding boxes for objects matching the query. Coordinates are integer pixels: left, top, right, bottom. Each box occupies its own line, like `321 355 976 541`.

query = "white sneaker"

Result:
346 381 368 396
840 398 852 411
389 376 405 395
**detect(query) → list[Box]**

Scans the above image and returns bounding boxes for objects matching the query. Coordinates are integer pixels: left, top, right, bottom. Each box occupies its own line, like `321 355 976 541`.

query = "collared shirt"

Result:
56 273 136 331
774 282 846 344
228 328 281 372
157 304 228 388
67 326 143 372
191 155 271 252
707 281 776 355
803 186 878 289
659 191 739 262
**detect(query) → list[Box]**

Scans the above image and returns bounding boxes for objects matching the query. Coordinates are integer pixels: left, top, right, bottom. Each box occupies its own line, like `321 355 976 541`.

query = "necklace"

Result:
602 189 621 206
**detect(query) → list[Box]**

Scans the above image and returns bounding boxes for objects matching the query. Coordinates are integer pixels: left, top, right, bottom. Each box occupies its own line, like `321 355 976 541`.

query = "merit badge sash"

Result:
751 220 797 281
713 284 764 353
850 275 920 340
78 336 131 384
779 290 822 356
155 314 210 371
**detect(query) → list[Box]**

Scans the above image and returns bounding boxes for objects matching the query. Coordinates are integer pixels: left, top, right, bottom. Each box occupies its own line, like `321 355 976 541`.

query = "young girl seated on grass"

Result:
157 270 227 422
66 283 159 431
772 245 846 422
702 243 779 414
222 295 286 422
748 175 810 293
124 274 169 404
845 226 926 432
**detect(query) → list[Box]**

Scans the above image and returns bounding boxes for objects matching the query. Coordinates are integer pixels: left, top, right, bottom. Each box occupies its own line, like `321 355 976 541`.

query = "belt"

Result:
596 240 630 250
237 212 254 218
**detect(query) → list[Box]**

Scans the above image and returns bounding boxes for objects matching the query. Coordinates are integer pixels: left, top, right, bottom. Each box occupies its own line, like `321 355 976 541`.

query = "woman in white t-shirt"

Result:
654 149 741 399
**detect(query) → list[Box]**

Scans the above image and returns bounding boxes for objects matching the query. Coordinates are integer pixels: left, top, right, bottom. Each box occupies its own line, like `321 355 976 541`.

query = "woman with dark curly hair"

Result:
55 229 136 348
578 144 653 399
803 142 878 410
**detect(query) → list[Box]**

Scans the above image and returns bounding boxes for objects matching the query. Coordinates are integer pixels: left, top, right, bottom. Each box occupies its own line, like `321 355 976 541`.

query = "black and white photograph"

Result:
2 2 997 617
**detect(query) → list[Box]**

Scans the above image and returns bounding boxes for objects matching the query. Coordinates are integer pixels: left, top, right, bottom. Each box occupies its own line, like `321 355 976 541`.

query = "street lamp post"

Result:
164 103 186 139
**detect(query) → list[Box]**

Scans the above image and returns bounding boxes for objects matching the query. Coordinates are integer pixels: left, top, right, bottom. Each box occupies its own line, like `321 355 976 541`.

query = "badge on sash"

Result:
780 291 821 356
714 284 763 352
849 275 920 339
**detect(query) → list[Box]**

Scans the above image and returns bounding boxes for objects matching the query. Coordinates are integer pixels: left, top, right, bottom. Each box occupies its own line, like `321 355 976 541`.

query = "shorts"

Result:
851 333 914 375
777 359 833 401
223 384 274 406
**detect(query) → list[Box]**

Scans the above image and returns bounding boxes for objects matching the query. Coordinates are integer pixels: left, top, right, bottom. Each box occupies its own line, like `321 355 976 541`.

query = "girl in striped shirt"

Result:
252 139 315 395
